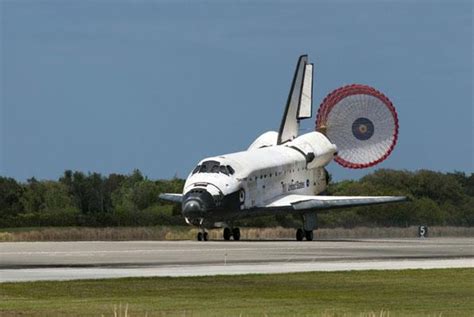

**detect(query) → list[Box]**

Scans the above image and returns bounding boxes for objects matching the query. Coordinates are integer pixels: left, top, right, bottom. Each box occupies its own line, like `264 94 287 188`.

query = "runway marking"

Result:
1 258 473 283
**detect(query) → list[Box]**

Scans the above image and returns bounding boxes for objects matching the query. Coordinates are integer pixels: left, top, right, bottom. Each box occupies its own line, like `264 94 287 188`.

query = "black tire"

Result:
305 230 313 241
296 228 304 241
223 228 232 241
239 189 245 204
203 232 209 241
197 232 203 241
232 228 241 241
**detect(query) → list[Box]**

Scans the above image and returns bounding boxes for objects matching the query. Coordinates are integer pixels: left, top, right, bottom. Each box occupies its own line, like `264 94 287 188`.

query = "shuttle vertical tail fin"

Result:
278 55 314 144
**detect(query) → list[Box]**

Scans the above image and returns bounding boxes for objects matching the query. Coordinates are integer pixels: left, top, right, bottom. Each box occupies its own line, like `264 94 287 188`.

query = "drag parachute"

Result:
316 84 398 169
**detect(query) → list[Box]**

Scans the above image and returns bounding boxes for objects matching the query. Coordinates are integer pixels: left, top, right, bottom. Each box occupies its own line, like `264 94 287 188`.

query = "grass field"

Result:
1 269 473 316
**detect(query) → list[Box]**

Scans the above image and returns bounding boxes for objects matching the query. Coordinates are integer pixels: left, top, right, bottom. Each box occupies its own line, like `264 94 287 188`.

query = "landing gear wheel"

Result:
232 228 241 241
203 232 209 241
223 227 232 241
296 228 304 241
197 232 203 241
305 230 313 241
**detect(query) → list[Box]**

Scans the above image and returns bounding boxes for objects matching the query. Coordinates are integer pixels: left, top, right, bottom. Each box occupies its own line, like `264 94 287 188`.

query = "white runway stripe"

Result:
1 258 473 283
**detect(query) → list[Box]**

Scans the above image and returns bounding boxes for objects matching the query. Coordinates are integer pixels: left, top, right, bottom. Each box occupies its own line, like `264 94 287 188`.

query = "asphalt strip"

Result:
1 258 473 283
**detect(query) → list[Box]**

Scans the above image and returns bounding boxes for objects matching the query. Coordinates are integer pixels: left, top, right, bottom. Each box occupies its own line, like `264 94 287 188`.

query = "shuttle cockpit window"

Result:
195 160 234 175
219 166 229 175
192 165 201 175
227 165 235 175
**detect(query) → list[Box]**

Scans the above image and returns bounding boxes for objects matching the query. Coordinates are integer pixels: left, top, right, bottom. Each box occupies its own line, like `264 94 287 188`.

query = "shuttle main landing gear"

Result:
223 228 231 240
296 212 316 241
223 227 241 241
296 228 313 241
296 228 304 241
233 228 241 241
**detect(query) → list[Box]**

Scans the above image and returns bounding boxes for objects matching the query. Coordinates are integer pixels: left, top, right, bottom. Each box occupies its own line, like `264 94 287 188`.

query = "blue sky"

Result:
1 1 472 181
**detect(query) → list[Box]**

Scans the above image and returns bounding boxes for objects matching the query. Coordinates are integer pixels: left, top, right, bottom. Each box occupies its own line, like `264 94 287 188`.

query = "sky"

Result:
1 0 473 181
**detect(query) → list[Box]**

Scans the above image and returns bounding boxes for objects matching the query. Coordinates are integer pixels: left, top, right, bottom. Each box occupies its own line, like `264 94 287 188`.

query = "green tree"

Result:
0 177 24 217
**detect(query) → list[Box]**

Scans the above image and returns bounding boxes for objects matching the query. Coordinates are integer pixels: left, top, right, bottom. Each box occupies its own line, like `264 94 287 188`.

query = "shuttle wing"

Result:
266 194 407 211
159 193 183 203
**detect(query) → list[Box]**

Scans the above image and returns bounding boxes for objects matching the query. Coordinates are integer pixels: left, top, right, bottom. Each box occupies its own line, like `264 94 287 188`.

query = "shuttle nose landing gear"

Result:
197 231 209 241
223 227 241 241
196 219 209 241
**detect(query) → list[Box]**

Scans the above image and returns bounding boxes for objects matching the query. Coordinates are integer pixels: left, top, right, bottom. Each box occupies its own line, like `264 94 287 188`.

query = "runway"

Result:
1 238 473 282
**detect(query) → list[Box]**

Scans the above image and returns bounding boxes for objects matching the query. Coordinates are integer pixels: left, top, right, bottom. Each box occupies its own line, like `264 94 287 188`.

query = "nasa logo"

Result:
288 181 305 191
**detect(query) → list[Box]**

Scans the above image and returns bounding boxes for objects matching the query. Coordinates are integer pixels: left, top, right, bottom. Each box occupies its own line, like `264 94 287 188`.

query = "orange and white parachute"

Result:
316 84 399 169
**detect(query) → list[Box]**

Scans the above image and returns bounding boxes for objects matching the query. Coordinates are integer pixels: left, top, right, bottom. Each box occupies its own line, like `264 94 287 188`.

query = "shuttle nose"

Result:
182 200 203 215
182 189 216 218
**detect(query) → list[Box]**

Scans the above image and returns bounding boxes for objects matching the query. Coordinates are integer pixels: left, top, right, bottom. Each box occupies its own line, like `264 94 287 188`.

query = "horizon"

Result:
2 167 472 183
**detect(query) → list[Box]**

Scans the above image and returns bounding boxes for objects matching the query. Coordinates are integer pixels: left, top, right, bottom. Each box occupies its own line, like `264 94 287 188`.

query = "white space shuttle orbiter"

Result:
160 55 405 241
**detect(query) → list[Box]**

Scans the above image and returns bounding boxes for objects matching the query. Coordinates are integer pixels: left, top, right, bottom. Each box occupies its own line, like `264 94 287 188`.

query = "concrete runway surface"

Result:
1 238 473 282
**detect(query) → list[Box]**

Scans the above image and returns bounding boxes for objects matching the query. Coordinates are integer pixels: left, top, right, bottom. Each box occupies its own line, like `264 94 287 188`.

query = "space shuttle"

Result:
160 55 406 241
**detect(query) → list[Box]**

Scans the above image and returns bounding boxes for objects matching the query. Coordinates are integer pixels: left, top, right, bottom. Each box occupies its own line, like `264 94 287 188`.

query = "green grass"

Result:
1 269 473 316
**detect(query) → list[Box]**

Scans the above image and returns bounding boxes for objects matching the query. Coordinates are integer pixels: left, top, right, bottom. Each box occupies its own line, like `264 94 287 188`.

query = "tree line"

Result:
0 169 472 228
